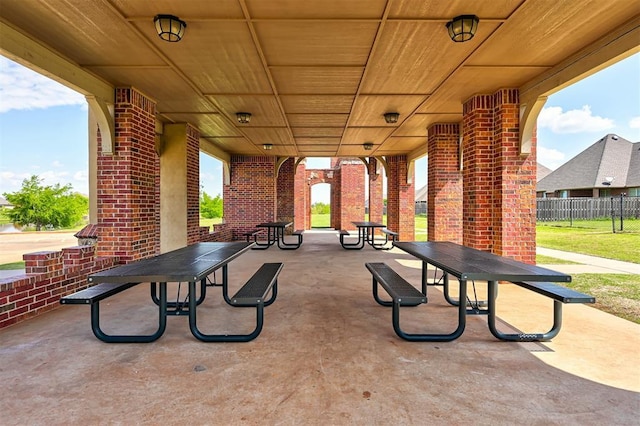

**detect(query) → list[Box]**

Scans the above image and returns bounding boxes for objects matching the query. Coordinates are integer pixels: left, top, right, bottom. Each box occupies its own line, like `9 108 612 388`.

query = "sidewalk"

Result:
537 246 640 274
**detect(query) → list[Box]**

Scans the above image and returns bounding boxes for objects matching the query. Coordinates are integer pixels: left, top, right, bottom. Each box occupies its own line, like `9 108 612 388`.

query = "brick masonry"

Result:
386 155 415 240
427 123 463 243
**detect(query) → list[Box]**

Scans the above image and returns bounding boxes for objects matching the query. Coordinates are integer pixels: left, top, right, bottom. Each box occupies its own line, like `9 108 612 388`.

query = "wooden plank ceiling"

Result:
1 0 638 159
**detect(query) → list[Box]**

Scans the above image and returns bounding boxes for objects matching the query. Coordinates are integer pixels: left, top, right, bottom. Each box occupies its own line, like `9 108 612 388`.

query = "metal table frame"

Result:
341 221 388 250
87 242 255 342
253 221 300 250
392 241 572 342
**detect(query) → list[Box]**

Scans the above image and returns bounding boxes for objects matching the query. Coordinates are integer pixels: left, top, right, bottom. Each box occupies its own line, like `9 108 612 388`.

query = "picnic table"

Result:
339 221 396 250
60 242 283 343
366 241 594 342
250 221 303 250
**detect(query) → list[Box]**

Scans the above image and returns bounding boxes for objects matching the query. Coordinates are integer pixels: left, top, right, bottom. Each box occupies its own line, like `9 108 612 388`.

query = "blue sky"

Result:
1 53 639 203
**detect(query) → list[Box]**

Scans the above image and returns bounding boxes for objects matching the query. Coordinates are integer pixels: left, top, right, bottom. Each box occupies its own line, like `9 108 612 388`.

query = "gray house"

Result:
537 134 640 198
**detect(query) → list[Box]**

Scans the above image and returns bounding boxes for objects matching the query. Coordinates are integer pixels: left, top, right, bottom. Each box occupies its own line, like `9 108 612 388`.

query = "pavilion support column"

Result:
294 159 308 230
337 159 365 230
223 156 276 240
97 87 158 262
159 123 200 253
277 157 295 231
386 155 415 240
493 89 536 263
462 90 536 263
367 157 383 224
427 123 462 243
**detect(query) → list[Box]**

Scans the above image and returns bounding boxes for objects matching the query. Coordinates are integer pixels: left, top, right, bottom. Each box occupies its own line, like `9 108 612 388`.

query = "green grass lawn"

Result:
537 221 639 264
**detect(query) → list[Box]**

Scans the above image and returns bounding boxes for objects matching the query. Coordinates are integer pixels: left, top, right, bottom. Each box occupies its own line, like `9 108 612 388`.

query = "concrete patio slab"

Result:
1 231 638 425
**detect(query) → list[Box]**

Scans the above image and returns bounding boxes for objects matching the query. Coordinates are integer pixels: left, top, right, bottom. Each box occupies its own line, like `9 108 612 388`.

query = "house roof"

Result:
537 163 553 182
537 134 640 193
415 185 427 203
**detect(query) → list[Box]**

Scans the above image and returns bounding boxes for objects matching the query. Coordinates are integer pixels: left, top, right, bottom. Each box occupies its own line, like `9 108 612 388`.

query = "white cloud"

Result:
538 105 615 134
629 116 640 129
0 57 86 113
537 146 565 170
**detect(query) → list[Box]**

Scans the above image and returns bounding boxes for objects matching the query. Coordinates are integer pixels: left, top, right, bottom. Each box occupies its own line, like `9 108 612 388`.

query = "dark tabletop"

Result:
257 222 293 228
89 242 254 284
393 241 571 283
352 221 385 227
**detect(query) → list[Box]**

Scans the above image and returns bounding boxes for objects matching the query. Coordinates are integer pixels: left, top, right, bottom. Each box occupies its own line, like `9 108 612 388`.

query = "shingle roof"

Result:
537 134 639 192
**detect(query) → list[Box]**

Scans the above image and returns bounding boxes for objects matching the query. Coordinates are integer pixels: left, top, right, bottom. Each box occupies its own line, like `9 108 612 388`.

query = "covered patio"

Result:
1 231 638 424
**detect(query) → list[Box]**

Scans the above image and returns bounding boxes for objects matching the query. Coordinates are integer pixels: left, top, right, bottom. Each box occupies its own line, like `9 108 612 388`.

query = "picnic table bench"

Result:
60 242 283 343
367 241 595 342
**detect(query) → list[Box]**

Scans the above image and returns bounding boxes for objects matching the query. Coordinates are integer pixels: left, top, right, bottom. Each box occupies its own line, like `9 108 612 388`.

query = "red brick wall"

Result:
277 158 295 231
368 158 383 223
493 89 536 263
337 159 365 230
186 124 201 245
462 94 495 252
427 124 463 243
97 87 159 261
386 155 415 240
294 160 308 229
462 90 536 262
223 155 276 239
0 246 118 329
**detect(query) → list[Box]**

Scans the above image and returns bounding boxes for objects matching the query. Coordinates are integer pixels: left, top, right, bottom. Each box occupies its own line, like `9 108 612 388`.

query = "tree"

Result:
3 175 88 231
200 192 223 219
311 202 330 214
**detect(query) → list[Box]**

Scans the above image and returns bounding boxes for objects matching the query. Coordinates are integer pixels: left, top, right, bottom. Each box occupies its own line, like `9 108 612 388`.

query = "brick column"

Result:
462 94 494 252
367 157 383 223
338 159 365 230
97 87 158 261
294 160 308 229
223 155 276 240
493 89 536 263
462 90 536 263
386 155 415 240
277 157 295 231
427 123 462 243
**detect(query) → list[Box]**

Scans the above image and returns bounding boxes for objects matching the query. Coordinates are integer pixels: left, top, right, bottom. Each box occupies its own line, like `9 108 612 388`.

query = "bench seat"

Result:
513 281 595 304
60 282 139 305
243 229 262 242
366 262 426 305
381 228 398 240
231 262 283 306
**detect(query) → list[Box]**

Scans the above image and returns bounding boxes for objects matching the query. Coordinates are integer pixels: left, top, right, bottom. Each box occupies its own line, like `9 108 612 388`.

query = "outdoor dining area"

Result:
1 231 637 424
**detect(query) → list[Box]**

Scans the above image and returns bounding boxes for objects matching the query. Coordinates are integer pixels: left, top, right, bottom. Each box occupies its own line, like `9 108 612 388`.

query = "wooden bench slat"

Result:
514 281 595 304
231 262 284 305
60 282 139 305
366 262 426 305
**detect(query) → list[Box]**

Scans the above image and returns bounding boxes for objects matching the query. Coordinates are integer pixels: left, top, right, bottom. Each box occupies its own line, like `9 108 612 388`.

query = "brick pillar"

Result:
97 87 158 262
462 90 536 263
294 159 308 230
427 123 462 243
493 89 536 263
223 155 276 240
386 155 415 240
368 157 383 223
338 159 365 230
277 157 295 231
462 94 494 252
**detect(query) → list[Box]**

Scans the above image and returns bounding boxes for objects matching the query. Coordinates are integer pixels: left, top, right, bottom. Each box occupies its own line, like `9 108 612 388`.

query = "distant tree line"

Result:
311 202 330 214
200 192 223 219
3 175 88 231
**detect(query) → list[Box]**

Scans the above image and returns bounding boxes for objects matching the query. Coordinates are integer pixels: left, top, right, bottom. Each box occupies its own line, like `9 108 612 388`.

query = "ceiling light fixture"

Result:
236 112 252 124
384 112 399 124
263 144 273 150
153 15 187 42
446 15 479 42
363 142 373 151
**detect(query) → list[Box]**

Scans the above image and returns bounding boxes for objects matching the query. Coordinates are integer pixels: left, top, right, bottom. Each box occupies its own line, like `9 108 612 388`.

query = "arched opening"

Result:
310 182 331 228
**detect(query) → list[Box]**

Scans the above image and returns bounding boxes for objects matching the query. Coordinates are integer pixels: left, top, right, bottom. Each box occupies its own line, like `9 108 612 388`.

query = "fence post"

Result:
611 196 616 233
620 193 626 232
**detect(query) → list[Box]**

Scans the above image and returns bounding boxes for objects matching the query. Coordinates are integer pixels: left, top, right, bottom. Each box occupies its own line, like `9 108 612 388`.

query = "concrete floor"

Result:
1 231 638 425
